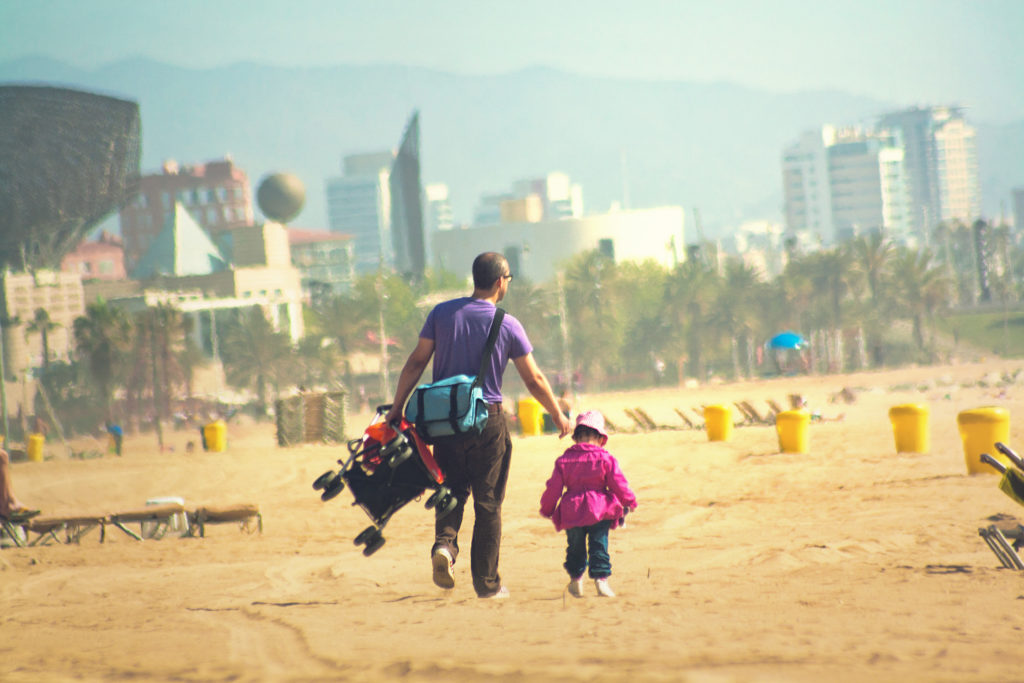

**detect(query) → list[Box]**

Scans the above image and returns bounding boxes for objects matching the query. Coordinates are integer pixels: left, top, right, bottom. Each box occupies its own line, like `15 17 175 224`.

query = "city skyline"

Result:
1 0 1022 123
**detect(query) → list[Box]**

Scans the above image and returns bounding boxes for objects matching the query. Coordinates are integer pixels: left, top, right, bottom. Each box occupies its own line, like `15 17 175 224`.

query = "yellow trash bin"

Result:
957 407 1010 474
27 433 44 462
703 404 733 442
775 409 810 454
203 420 227 453
518 397 544 436
889 403 930 453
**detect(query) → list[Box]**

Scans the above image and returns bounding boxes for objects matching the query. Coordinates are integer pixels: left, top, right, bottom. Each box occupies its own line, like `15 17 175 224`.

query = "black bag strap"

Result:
472 308 505 389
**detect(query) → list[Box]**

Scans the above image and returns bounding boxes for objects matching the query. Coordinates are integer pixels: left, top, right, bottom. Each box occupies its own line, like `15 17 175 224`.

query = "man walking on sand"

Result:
386 252 571 599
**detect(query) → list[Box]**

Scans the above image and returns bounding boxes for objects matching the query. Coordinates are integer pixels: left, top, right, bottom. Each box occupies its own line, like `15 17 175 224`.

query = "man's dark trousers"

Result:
431 406 512 597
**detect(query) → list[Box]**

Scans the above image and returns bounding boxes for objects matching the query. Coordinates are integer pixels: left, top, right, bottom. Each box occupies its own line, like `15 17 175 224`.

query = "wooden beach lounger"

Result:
674 407 702 430
187 504 262 537
109 502 188 541
25 514 107 545
623 408 650 432
1 510 36 548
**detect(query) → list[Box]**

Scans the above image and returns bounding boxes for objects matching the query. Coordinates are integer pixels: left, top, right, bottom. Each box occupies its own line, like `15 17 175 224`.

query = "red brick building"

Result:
118 156 254 273
60 231 127 281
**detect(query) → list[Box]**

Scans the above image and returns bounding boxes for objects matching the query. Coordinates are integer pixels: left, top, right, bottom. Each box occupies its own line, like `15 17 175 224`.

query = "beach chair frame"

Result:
186 504 262 538
109 503 189 541
26 515 107 545
978 445 1024 570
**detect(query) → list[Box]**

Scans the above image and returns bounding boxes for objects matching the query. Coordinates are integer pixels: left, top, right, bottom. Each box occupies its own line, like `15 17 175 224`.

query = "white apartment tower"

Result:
781 127 836 243
782 126 911 245
877 106 980 238
325 151 394 274
425 183 454 234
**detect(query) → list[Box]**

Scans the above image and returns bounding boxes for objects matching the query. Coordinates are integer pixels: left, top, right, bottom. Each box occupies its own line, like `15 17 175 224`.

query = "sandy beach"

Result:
4 360 1024 682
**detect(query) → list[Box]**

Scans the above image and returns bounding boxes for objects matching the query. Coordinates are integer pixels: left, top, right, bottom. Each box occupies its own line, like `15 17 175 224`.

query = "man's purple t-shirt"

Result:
420 297 532 404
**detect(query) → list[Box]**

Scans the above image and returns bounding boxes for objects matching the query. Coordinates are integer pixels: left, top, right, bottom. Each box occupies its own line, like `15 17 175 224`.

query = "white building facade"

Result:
876 106 980 237
431 207 685 283
783 126 911 245
782 127 836 243
325 152 393 274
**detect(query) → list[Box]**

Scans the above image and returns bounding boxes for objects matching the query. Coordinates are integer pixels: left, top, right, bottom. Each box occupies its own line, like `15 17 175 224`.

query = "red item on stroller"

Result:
313 405 456 556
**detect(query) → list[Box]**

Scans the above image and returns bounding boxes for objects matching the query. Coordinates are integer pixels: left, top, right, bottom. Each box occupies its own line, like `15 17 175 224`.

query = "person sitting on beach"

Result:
789 394 845 422
0 448 40 520
540 410 637 598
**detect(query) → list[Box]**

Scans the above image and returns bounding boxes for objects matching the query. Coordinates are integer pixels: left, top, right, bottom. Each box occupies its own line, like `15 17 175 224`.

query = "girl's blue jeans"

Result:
564 519 612 579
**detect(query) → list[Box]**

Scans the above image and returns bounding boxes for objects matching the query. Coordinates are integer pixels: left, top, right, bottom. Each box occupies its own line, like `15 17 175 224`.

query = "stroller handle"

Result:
981 452 1007 474
374 404 405 430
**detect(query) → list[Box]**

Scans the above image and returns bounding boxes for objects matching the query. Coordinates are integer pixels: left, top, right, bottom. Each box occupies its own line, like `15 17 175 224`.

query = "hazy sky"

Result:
2 0 1022 121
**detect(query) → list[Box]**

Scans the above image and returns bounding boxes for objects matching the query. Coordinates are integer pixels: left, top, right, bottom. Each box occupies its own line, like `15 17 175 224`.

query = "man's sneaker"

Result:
595 578 616 597
480 585 509 599
431 548 455 589
567 577 584 598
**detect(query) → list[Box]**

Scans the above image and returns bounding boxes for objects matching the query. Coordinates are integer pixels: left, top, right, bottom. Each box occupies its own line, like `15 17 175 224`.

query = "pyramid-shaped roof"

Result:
132 202 228 279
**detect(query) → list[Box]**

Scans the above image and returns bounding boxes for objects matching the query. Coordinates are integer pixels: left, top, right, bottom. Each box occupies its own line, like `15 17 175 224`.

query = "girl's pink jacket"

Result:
540 443 637 532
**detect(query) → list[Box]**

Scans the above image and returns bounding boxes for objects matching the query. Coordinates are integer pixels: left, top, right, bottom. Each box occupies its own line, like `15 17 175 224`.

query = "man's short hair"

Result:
472 252 508 289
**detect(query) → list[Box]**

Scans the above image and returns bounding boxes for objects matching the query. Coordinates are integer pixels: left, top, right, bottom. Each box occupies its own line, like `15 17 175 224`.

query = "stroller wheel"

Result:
320 474 345 501
435 493 458 520
424 489 442 510
312 470 335 490
386 442 413 469
354 525 377 546
362 531 386 556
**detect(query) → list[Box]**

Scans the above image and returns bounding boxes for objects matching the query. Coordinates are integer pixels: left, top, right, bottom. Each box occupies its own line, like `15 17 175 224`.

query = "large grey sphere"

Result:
257 172 305 223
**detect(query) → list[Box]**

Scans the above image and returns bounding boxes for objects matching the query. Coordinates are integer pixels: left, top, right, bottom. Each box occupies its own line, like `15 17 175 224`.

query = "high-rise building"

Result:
511 172 584 220
424 183 454 234
474 172 583 227
782 126 910 244
877 106 980 237
288 228 356 304
118 157 254 273
325 152 393 274
389 111 426 279
782 127 836 242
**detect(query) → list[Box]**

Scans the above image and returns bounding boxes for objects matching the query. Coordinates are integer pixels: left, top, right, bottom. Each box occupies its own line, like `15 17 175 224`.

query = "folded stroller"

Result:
313 405 456 556
978 443 1024 569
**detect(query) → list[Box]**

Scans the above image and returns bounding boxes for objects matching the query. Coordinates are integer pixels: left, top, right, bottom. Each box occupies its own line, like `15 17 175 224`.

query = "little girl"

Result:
540 410 637 598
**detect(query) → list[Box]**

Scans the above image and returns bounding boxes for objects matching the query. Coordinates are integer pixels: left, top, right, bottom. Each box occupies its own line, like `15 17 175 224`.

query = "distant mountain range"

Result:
2 57 1022 238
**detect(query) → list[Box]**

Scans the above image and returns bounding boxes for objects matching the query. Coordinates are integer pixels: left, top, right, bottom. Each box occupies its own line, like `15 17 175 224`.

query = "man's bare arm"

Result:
384 337 435 424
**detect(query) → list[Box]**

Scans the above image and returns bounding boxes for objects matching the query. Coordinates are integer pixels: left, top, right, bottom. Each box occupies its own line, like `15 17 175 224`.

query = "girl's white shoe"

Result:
594 578 615 597
567 577 584 598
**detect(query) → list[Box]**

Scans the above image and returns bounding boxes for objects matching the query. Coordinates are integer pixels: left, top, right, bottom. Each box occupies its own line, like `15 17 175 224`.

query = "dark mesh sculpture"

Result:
0 85 141 271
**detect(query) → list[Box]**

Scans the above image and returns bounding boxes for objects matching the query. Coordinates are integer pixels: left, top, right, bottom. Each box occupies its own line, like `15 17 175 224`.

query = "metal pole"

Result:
377 272 390 400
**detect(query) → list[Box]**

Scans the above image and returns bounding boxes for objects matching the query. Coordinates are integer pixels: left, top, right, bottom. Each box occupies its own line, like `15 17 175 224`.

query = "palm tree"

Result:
849 233 894 367
615 261 671 382
220 307 294 416
663 258 720 381
563 250 621 388
784 248 854 372
711 259 765 379
26 308 59 373
890 247 953 356
314 292 374 391
73 298 133 421
294 334 342 390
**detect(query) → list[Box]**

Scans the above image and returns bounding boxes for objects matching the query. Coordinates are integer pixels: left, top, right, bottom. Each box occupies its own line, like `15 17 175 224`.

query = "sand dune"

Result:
3 360 1024 682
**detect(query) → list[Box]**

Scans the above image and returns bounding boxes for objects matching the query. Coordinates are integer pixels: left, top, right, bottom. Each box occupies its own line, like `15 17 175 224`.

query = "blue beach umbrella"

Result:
768 331 806 350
